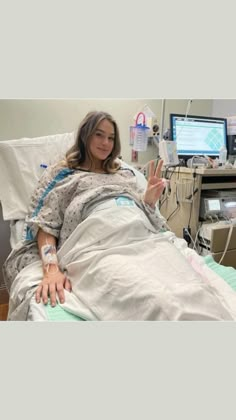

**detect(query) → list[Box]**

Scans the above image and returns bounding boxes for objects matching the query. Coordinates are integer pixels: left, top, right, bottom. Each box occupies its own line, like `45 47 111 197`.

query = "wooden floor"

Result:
0 288 9 321
0 304 8 321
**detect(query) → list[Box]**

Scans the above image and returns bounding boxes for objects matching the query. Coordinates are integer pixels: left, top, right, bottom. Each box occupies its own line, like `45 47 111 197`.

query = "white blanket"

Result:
8 204 236 321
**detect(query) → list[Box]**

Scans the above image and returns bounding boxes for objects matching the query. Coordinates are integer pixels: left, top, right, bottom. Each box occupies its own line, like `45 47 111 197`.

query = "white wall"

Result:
212 99 236 118
0 99 213 164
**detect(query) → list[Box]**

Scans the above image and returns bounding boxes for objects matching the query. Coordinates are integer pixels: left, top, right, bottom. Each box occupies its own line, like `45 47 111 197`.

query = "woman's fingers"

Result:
149 179 165 189
149 160 154 178
149 159 163 181
64 277 72 292
148 181 165 196
155 159 163 178
49 283 57 307
42 283 49 305
56 284 65 305
35 272 70 306
35 284 43 303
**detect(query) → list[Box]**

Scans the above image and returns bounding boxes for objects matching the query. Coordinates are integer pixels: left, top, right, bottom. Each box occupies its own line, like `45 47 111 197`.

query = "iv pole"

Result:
159 98 166 142
152 99 166 155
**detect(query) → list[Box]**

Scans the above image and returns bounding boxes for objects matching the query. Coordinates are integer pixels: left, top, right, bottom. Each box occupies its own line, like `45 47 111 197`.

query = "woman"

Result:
26 111 167 308
5 111 235 321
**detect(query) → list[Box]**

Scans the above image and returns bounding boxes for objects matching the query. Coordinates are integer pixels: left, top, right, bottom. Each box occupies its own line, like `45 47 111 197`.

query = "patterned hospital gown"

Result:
3 163 167 290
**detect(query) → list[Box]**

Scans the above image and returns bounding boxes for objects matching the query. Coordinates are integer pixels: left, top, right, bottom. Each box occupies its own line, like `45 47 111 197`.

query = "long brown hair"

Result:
63 111 121 173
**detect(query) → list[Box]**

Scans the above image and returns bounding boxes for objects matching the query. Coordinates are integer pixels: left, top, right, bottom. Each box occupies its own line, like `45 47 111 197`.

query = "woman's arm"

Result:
35 228 71 306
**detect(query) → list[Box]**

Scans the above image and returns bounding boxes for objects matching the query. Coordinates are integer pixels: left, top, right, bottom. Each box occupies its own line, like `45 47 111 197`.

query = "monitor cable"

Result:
187 169 197 234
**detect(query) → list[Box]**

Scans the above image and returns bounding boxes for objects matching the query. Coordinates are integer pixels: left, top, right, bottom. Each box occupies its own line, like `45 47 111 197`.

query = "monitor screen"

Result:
170 114 228 159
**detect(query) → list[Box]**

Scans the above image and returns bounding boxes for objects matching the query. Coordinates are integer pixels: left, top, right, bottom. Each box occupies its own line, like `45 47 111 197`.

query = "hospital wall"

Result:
0 99 213 164
212 99 236 118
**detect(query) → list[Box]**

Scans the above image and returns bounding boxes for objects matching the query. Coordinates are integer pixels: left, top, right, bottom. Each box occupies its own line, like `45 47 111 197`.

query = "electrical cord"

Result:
187 169 197 229
193 222 203 252
213 214 219 222
198 224 211 254
159 167 175 208
183 226 196 248
207 214 214 223
166 168 181 220
159 195 168 208
218 222 234 265
166 199 180 221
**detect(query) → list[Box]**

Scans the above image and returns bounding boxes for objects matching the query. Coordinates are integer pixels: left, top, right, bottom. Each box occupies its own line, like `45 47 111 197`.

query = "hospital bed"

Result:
1 133 236 321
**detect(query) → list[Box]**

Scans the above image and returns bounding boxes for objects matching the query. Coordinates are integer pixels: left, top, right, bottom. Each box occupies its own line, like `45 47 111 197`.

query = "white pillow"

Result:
0 132 75 220
119 159 147 189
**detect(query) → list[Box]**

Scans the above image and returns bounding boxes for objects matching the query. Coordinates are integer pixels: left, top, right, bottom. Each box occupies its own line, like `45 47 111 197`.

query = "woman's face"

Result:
89 119 115 164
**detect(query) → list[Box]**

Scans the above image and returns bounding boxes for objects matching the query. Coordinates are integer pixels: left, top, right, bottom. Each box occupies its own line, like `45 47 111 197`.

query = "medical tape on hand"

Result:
41 244 58 268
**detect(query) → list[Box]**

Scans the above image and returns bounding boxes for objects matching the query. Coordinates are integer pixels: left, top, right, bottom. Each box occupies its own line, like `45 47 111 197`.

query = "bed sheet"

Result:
5 206 236 320
27 296 84 321
26 242 236 322
7 205 235 321
9 220 25 249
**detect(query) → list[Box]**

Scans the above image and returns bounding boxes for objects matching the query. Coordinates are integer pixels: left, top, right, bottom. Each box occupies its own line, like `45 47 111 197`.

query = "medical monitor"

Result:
170 114 228 161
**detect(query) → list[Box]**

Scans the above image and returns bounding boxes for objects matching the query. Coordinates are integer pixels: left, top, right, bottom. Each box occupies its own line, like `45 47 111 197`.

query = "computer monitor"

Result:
170 113 228 161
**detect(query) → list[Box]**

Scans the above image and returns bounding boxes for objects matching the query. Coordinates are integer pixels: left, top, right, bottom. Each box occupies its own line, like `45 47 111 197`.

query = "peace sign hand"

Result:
143 159 166 208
